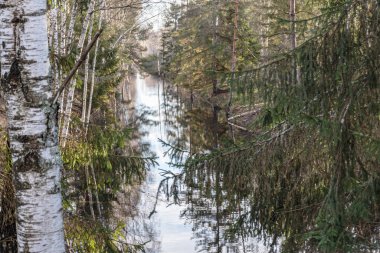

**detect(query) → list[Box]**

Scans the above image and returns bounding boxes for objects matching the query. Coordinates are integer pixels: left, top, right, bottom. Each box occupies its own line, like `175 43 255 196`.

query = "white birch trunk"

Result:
81 15 94 123
58 1 68 130
61 0 95 147
60 0 68 55
64 0 78 55
85 0 105 134
90 164 102 217
85 166 95 219
0 1 65 252
49 0 60 93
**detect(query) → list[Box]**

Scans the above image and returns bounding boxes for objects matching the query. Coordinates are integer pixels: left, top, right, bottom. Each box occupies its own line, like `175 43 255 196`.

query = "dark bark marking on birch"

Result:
13 114 24 120
2 58 32 102
19 59 37 65
44 104 59 145
4 59 21 91
22 242 29 253
1 10 31 103
8 126 22 131
14 151 40 173
13 134 42 146
24 9 46 17
0 4 15 9
14 180 32 191
47 183 60 194
10 16 26 24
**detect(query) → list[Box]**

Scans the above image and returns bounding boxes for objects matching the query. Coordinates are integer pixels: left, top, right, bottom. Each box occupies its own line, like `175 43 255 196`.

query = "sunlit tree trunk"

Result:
49 0 60 93
85 0 105 134
64 0 78 55
61 0 95 147
91 164 102 217
58 1 68 129
81 15 94 124
85 166 95 219
0 1 65 252
84 1 104 219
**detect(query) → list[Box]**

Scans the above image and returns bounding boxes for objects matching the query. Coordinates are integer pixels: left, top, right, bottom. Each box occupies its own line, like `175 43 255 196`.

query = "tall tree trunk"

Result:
227 0 239 118
81 15 94 124
289 0 296 50
211 0 219 95
289 0 299 85
58 1 68 129
231 0 238 74
85 0 105 134
61 0 95 147
64 0 78 55
85 166 95 219
49 0 60 93
259 0 271 61
90 164 102 217
0 1 65 252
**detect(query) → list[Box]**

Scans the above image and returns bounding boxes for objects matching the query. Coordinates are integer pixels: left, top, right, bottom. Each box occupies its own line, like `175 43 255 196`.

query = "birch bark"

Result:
85 0 105 134
61 0 95 147
64 0 78 55
0 1 65 252
81 14 94 124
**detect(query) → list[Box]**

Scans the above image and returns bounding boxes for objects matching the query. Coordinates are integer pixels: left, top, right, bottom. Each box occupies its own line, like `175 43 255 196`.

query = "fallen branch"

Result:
227 108 261 121
51 29 103 105
227 121 253 132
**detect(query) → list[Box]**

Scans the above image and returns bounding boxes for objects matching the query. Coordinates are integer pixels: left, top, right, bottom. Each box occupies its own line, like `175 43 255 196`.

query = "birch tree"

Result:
0 0 65 252
85 0 105 134
61 0 95 147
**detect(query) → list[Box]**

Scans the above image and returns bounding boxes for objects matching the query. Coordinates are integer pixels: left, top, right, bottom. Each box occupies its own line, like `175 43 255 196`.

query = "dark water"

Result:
121 74 269 253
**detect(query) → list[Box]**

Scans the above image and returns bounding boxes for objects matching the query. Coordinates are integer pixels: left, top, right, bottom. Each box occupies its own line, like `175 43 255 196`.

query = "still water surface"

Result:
124 74 268 253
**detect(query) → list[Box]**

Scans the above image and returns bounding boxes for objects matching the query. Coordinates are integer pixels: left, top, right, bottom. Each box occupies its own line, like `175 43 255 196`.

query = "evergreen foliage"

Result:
162 0 380 252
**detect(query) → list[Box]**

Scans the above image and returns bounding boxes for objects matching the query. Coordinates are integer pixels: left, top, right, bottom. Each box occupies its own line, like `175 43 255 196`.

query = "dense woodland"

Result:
0 0 379 252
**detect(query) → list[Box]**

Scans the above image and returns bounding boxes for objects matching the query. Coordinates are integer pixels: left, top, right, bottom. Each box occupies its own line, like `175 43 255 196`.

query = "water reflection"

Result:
124 73 270 253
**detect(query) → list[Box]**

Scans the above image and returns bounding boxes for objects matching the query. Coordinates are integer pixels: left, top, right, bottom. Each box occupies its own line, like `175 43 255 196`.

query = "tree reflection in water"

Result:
158 76 380 253
146 76 271 253
125 73 379 253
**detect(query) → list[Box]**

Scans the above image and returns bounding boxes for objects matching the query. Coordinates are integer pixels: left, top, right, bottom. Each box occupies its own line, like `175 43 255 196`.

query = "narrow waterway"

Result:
122 73 196 253
123 73 268 253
